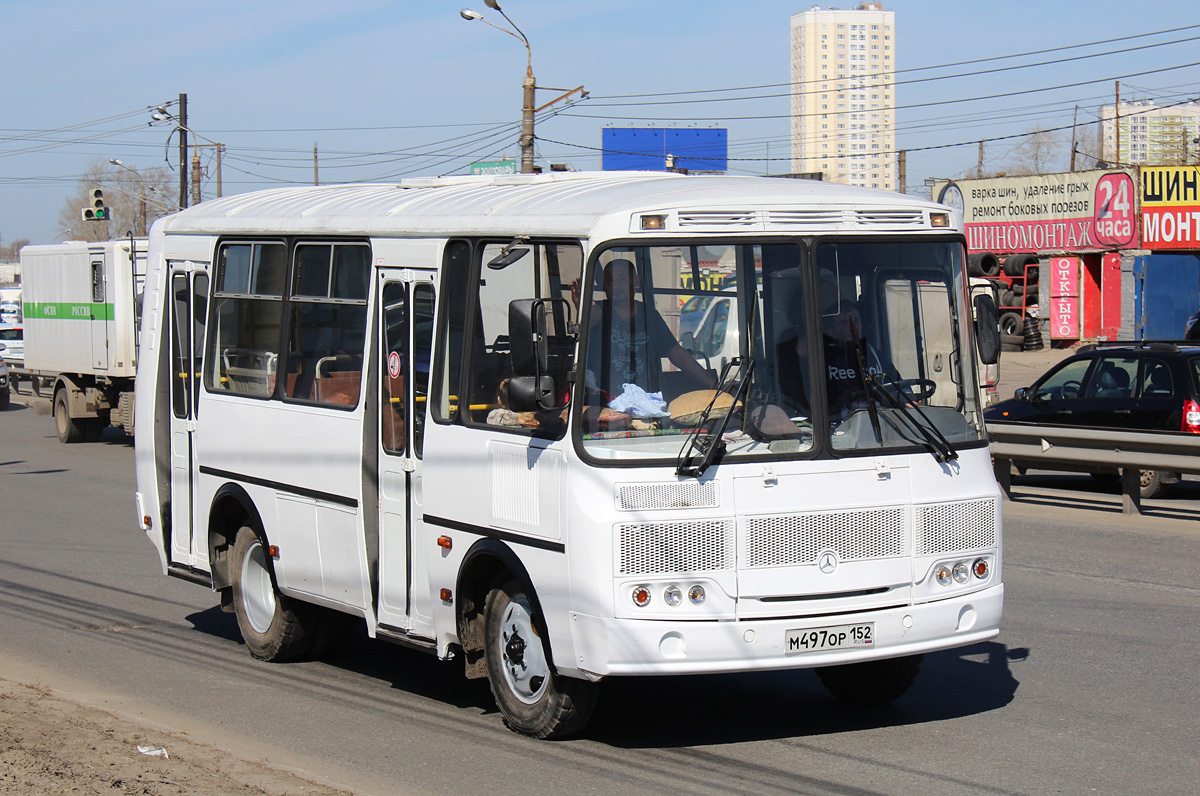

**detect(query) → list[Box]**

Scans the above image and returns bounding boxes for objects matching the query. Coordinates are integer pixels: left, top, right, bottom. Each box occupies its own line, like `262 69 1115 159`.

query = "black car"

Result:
985 341 1200 498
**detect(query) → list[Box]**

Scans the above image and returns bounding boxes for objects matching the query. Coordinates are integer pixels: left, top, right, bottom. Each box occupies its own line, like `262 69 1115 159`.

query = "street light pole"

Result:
109 159 147 236
461 2 536 173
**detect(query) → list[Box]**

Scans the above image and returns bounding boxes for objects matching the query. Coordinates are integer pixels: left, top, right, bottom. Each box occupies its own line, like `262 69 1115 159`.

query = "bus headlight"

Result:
632 585 652 607
663 585 683 607
935 565 952 586
688 584 706 605
973 558 990 579
952 562 971 583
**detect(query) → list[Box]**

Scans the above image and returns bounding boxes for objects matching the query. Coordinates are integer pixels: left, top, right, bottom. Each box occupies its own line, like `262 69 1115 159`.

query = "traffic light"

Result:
82 188 108 221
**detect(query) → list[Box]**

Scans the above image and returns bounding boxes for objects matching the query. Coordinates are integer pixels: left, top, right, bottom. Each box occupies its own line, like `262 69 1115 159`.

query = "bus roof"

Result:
154 171 952 239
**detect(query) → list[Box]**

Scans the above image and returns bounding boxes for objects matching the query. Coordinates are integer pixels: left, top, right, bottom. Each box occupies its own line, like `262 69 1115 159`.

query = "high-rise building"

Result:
1098 99 1200 166
790 3 896 189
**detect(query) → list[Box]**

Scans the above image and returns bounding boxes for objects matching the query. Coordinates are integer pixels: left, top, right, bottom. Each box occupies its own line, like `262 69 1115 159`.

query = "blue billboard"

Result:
601 128 728 172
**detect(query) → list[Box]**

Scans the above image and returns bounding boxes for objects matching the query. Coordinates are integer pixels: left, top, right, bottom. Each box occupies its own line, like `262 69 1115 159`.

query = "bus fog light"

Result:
973 558 990 579
935 566 952 586
664 585 683 607
632 585 651 607
688 584 706 605
952 562 970 583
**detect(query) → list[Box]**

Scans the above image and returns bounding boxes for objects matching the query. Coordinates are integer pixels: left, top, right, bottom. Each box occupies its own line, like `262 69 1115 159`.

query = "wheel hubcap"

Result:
240 539 277 634
498 593 549 704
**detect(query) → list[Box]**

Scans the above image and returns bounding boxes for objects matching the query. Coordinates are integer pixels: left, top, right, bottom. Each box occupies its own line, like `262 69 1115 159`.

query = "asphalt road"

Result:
1 395 1198 796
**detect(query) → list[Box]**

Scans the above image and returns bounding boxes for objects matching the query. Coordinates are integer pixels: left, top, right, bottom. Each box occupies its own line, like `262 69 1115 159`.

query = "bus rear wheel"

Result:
483 578 598 739
230 526 317 662
816 653 924 705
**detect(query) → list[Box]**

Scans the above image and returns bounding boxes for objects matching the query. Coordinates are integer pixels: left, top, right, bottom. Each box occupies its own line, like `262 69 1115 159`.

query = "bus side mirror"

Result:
974 293 1000 366
508 299 556 411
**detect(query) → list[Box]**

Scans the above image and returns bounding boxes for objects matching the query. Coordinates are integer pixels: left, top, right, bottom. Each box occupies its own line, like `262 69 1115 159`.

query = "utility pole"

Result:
179 93 188 209
977 141 984 178
191 148 202 206
216 144 223 198
1070 106 1079 172
314 143 319 186
897 150 906 194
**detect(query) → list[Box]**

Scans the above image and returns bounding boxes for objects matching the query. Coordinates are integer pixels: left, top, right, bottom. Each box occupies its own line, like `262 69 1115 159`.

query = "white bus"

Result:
134 172 1004 739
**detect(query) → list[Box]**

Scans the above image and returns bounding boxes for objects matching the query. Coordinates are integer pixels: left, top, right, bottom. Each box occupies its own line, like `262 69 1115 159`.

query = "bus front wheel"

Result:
816 653 924 705
230 526 316 662
483 578 598 739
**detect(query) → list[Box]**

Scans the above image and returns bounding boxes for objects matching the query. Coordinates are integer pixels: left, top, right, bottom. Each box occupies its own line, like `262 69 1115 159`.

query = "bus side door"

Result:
167 262 209 568
376 271 436 635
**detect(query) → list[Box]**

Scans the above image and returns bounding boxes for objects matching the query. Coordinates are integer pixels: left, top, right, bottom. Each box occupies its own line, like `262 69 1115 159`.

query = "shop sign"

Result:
1140 166 1200 250
934 170 1139 253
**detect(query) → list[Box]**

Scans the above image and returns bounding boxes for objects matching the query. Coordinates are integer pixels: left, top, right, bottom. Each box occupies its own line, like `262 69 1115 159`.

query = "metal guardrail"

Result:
986 421 1200 515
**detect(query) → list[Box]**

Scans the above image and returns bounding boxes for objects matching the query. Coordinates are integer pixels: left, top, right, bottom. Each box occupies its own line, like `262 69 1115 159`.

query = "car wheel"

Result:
1140 470 1169 499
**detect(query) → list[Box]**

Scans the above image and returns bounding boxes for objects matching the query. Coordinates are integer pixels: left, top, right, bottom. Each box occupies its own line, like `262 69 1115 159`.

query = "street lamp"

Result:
461 1 536 174
109 159 149 236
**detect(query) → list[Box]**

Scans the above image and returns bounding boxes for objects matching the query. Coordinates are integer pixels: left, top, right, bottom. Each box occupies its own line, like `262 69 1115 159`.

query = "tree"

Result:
57 159 175 241
1 238 30 262
995 127 1069 177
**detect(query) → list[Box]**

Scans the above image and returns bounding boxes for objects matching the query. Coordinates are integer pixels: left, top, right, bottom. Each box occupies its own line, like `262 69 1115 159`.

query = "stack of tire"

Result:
997 253 1041 352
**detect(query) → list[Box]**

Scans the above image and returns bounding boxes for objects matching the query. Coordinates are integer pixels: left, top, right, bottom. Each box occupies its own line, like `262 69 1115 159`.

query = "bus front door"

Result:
167 264 208 568
376 273 435 635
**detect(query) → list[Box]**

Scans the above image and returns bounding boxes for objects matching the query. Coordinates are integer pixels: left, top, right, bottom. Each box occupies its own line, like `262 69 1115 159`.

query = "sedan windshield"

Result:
576 240 985 464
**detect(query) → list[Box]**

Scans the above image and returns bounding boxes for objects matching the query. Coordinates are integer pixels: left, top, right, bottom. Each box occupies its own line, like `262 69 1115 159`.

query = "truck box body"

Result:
20 240 145 378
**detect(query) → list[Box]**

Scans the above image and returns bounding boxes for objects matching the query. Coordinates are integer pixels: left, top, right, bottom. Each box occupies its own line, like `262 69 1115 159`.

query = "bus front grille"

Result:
914 498 998 556
743 506 908 568
617 519 735 575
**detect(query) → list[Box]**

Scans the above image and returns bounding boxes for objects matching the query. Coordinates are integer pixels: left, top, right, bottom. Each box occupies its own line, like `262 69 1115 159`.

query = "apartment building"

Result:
1099 99 1200 166
790 3 896 189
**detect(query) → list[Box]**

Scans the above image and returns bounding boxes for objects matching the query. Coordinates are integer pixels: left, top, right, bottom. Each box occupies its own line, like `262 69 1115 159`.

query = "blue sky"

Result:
2 0 1198 246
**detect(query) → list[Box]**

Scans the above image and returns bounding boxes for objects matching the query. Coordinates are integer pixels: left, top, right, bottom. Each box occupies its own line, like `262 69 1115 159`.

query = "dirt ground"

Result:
0 678 356 796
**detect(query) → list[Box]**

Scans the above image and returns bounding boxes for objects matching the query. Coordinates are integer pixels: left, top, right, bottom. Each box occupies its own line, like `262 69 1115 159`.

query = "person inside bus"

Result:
575 258 711 403
822 298 894 424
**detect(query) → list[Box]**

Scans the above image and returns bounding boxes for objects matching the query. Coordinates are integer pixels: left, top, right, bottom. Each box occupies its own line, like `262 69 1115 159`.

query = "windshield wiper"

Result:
864 375 959 463
675 356 755 478
676 291 759 478
847 326 957 463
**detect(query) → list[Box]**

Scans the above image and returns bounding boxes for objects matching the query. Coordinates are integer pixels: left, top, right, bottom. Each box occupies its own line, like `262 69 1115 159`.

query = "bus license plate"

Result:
785 623 874 655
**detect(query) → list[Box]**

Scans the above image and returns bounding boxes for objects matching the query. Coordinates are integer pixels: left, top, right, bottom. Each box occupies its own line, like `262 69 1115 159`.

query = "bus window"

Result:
468 241 581 437
381 281 406 454
412 283 435 457
206 242 286 398
283 243 369 407
431 240 471 424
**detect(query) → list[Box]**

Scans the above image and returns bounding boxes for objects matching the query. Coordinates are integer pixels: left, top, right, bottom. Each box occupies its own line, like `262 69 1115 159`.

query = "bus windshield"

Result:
576 240 985 463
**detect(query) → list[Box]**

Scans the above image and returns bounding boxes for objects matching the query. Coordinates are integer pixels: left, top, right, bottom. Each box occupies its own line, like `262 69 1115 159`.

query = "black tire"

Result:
54 389 83 443
0 387 9 410
998 311 1024 337
816 653 924 706
1000 332 1025 347
1140 469 1169 499
483 578 598 739
230 526 318 662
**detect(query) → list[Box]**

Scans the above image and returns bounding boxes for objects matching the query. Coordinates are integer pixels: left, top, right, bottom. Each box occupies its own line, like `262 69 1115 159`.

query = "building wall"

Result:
790 3 896 190
1099 100 1200 166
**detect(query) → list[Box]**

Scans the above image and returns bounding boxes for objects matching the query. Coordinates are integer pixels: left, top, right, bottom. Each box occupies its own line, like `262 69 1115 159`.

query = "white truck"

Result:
18 239 146 441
